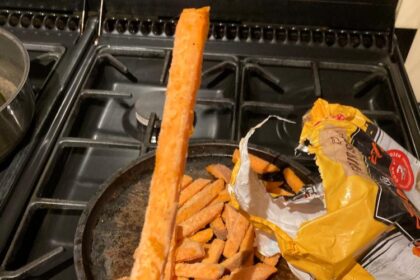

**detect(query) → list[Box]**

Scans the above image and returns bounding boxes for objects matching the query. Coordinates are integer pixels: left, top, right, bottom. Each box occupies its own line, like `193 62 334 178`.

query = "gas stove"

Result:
0 0 419 279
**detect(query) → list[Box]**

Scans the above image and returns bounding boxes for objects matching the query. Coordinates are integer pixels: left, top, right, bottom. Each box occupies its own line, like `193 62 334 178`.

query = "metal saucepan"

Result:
74 142 317 280
0 27 34 162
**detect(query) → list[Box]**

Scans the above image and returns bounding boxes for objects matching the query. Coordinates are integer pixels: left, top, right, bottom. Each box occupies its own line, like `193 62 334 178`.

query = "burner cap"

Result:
276 116 300 148
134 89 197 128
134 90 165 127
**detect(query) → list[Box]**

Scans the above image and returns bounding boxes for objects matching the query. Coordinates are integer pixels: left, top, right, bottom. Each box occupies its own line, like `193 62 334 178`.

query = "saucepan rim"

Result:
0 27 30 111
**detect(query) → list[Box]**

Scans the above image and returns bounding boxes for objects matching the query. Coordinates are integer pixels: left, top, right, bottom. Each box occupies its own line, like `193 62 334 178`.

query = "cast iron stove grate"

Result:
2 44 416 279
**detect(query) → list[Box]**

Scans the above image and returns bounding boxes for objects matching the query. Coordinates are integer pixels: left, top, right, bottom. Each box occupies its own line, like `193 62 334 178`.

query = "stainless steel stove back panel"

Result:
101 0 398 32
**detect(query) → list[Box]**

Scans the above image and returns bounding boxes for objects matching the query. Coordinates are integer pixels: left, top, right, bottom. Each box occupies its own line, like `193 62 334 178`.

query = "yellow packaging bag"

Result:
300 99 419 238
229 100 419 280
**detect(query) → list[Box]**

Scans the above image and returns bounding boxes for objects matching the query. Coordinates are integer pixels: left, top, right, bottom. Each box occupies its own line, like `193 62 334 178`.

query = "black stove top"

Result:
0 1 419 279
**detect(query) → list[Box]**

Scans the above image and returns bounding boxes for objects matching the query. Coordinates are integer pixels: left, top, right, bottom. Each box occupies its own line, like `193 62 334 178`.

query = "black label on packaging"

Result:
351 127 420 242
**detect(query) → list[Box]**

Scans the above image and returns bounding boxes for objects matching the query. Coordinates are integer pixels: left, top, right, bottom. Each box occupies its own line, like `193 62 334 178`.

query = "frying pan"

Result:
74 142 317 280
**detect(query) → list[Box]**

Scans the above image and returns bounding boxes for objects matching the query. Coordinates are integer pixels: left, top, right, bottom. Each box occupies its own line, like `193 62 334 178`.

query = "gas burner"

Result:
68 49 238 143
275 114 301 149
133 91 198 133
134 90 164 127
